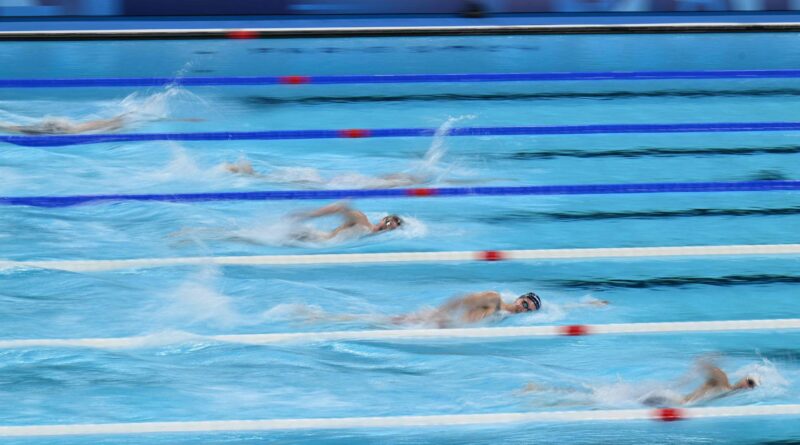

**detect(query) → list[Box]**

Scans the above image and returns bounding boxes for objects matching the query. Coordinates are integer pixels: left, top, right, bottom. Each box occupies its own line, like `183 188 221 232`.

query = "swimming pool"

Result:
1 32 800 443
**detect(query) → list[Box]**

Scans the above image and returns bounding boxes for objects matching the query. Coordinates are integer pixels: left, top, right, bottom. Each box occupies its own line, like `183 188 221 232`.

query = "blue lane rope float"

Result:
6 69 800 88
7 122 800 147
2 181 799 207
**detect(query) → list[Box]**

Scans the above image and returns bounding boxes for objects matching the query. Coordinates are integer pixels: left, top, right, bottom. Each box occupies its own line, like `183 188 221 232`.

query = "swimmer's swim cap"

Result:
520 292 541 310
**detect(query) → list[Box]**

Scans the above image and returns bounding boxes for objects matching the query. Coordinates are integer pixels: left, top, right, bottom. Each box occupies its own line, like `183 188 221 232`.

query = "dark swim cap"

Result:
520 292 541 310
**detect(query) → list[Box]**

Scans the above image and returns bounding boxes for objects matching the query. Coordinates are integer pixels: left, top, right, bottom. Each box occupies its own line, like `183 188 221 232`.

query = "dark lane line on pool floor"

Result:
243 89 800 106
476 206 800 223
506 146 800 160
558 274 800 290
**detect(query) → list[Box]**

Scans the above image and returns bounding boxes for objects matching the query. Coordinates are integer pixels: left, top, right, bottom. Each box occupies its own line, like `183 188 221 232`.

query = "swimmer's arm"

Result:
683 365 730 403
683 383 714 404
159 117 205 122
464 305 497 323
703 365 731 388
445 291 501 311
302 203 370 228
300 203 353 219
322 224 355 240
460 292 502 323
72 116 126 133
564 299 610 309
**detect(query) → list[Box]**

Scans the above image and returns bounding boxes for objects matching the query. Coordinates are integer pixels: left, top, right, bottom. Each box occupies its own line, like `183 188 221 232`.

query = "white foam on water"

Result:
262 166 326 186
157 268 251 329
227 217 331 247
409 114 476 183
0 107 41 126
115 86 209 126
0 167 22 193
137 144 210 184
734 358 790 399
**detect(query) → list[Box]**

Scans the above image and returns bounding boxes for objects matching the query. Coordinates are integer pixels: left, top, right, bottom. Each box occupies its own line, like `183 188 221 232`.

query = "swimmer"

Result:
681 362 759 404
223 159 427 189
639 361 759 407
392 291 543 327
523 360 759 408
0 113 203 135
294 202 403 240
285 291 606 328
0 116 127 135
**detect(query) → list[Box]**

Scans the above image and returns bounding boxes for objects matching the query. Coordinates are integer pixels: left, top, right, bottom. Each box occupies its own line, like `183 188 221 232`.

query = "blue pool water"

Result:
1 33 800 443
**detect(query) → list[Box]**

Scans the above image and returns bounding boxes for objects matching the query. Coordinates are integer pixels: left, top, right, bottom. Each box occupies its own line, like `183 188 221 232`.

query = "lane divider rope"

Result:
7 122 800 147
1 318 799 350
2 180 799 207
6 69 800 88
3 244 798 272
1 405 799 436
4 23 800 41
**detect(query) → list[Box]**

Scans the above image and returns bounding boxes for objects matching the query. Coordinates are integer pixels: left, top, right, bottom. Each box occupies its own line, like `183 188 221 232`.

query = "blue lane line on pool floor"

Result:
3 181 799 207
6 122 800 147
6 69 800 88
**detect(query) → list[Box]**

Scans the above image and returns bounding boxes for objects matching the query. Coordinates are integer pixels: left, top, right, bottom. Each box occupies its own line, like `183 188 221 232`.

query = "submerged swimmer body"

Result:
224 159 427 189
0 116 127 135
294 202 403 241
394 291 543 327
0 114 203 135
523 361 759 408
641 362 759 406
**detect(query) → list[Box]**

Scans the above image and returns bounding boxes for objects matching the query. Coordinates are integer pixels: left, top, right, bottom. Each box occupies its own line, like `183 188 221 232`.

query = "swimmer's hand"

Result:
564 298 610 310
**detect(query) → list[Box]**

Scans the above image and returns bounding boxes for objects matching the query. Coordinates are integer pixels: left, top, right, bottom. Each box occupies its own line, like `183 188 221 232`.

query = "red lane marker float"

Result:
226 30 260 39
406 188 437 197
279 76 311 85
560 325 590 336
654 407 685 422
476 250 505 261
338 129 371 138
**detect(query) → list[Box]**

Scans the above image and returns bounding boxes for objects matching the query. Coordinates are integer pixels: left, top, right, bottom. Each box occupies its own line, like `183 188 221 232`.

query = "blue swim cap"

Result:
520 292 541 311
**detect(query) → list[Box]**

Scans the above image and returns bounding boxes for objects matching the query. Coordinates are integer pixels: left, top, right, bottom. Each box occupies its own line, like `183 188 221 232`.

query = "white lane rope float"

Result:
2 243 799 272
2 404 799 437
2 318 799 350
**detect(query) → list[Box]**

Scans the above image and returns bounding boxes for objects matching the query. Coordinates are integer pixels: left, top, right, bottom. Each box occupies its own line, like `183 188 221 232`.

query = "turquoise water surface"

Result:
1 33 800 444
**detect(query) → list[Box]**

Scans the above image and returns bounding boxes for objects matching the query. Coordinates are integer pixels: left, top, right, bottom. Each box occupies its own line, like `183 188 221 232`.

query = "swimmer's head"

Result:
734 375 760 390
39 118 72 134
512 292 541 313
375 215 403 232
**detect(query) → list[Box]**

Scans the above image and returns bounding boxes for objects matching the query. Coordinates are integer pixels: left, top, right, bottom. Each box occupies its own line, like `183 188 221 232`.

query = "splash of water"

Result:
734 358 789 398
115 86 207 124
412 114 476 179
138 144 208 184
158 268 250 329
